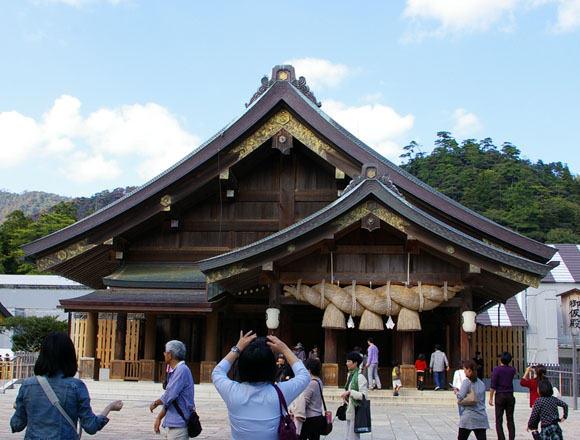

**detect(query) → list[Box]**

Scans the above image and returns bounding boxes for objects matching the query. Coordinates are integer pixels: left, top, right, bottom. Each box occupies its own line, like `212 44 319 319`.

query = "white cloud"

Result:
403 0 519 36
402 0 580 37
323 99 414 159
41 0 124 6
550 0 580 32
451 108 482 136
0 112 41 167
62 152 122 183
284 58 350 90
0 95 200 184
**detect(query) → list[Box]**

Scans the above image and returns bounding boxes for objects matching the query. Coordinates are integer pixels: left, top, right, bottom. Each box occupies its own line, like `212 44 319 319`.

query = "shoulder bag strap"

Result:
36 376 81 439
273 383 288 416
172 400 189 421
315 379 327 412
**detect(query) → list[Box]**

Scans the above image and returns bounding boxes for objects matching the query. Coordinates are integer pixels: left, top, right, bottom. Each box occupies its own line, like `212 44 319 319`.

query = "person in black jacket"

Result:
275 354 294 383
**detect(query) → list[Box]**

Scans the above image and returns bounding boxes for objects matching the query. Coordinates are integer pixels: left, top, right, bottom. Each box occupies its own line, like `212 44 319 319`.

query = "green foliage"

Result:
401 134 580 243
0 191 71 224
0 315 67 352
0 187 137 274
0 203 77 274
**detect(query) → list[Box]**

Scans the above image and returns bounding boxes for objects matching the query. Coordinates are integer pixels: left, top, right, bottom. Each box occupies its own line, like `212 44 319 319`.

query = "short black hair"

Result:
304 358 322 376
346 351 363 367
418 353 425 361
367 337 374 344
34 332 78 378
538 380 553 397
238 337 276 383
499 351 513 365
392 360 399 367
435 344 441 350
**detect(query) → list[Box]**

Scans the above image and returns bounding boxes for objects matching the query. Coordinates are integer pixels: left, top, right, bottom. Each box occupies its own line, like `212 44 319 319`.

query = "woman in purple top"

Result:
489 351 516 440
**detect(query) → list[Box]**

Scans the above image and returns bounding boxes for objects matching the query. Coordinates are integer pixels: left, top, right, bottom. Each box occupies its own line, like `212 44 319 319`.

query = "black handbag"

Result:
336 403 347 421
315 380 333 436
173 401 202 438
354 395 371 434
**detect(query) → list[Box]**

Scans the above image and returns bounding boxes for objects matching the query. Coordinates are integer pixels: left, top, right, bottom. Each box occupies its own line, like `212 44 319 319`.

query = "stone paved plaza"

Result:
1 385 579 440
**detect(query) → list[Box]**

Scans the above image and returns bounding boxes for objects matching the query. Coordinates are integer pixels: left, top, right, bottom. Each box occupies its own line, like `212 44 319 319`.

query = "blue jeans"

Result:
434 371 444 389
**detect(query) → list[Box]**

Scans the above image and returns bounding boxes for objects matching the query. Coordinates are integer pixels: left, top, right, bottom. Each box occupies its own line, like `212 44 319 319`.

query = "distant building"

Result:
0 275 91 350
523 244 580 365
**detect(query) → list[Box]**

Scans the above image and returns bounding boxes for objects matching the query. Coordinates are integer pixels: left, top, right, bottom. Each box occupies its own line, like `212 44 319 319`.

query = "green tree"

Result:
400 133 580 243
0 203 77 274
0 316 67 351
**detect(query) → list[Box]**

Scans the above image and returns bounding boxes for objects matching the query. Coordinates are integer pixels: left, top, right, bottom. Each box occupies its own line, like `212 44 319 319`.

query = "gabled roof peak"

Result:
246 64 321 108
342 164 402 198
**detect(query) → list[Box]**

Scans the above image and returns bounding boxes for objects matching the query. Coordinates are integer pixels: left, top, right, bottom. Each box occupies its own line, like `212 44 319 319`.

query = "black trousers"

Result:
494 392 515 440
458 428 487 440
299 416 324 440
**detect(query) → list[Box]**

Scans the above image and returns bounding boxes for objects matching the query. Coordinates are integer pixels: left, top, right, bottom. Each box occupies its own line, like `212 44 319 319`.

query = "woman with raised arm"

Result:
211 330 310 440
10 332 123 439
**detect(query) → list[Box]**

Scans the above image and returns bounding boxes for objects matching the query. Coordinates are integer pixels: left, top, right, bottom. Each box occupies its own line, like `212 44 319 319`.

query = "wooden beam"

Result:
279 153 296 230
279 272 463 285
319 245 408 255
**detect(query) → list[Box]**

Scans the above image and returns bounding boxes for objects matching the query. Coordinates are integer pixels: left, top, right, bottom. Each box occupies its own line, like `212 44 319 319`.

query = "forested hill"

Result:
400 132 580 244
0 187 137 224
0 191 70 223
0 187 136 274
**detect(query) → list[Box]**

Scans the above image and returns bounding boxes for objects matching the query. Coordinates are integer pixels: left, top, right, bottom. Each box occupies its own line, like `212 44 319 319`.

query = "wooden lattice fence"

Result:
71 313 144 368
474 325 526 378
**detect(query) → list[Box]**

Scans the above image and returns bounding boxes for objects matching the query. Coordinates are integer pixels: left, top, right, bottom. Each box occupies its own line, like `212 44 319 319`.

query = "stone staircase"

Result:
8 380 530 409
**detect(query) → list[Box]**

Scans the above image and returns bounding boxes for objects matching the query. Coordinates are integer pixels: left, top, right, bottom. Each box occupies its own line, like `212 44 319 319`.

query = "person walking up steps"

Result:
429 344 449 390
391 360 402 396
366 337 381 390
415 353 427 390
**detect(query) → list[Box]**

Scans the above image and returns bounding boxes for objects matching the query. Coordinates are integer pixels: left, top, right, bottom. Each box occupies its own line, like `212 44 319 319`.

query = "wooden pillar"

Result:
143 314 157 360
114 312 127 360
323 329 339 386
85 312 98 358
324 329 337 363
401 332 414 365
204 312 219 361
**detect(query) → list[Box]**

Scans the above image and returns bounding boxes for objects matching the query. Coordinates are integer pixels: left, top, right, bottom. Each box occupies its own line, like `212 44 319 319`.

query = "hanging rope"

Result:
418 281 424 312
386 280 392 316
443 281 448 302
321 279 325 308
297 279 302 301
330 252 334 284
351 280 356 316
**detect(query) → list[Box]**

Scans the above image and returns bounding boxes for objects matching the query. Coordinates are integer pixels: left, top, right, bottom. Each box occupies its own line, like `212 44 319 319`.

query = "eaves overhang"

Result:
22 66 555 265
198 176 552 286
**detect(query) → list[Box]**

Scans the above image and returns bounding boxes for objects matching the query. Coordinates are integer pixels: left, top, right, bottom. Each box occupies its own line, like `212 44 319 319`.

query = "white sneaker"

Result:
434 386 440 391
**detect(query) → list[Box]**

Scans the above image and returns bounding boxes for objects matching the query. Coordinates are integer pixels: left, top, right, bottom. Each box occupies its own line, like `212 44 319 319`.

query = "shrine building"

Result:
22 65 556 386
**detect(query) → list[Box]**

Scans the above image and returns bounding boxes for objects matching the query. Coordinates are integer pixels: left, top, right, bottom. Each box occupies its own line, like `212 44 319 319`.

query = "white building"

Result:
0 275 91 351
523 244 580 365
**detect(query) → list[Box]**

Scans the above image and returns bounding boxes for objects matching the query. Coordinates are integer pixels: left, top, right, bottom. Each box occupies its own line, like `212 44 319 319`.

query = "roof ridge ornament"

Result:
291 76 322 108
341 164 402 197
245 65 322 108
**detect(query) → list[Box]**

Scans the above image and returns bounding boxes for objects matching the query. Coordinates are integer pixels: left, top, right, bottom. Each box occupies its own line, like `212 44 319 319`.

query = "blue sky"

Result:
1 0 579 197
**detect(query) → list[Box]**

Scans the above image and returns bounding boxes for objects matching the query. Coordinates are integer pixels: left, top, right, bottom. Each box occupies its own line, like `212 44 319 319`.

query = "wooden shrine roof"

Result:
59 288 212 313
22 65 555 268
199 168 554 303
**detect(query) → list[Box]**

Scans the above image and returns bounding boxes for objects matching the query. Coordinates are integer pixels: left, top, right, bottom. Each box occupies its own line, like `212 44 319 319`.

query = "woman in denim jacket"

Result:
10 332 123 439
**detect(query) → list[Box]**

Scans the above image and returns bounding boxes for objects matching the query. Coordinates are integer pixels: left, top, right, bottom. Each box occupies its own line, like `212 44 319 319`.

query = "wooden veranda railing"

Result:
1 352 38 392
